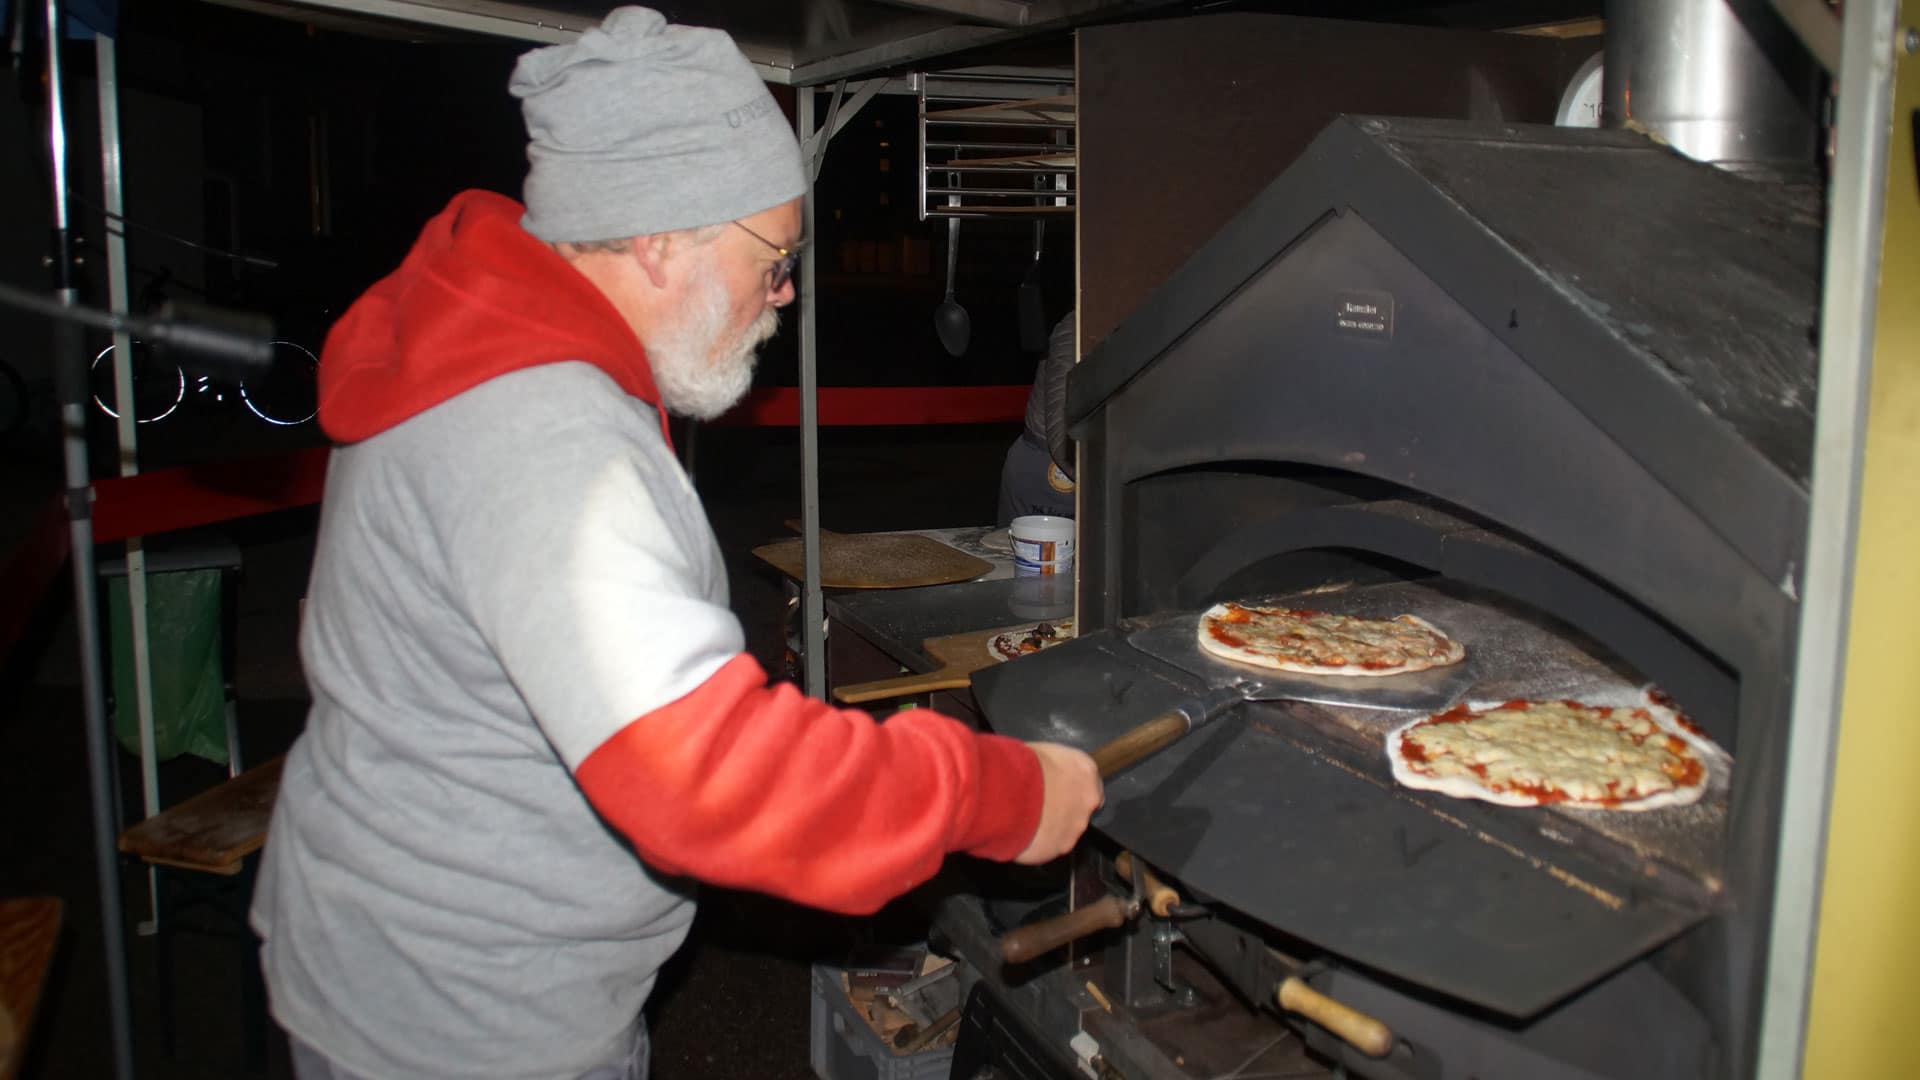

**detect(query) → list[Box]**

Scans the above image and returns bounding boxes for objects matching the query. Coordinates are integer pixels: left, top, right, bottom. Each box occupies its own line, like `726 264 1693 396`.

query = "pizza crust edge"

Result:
1385 698 1713 812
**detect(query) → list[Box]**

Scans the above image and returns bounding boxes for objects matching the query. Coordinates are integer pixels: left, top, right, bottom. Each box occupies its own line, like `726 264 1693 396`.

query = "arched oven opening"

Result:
1125 460 1739 751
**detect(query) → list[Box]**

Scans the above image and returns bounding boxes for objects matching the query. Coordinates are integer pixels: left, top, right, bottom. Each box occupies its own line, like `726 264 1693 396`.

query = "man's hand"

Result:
1013 742 1103 865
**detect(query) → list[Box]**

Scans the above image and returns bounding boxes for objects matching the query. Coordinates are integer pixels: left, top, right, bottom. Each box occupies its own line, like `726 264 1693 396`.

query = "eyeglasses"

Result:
732 221 805 293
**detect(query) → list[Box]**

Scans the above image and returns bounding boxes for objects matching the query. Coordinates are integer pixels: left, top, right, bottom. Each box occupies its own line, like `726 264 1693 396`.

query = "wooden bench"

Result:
118 756 285 876
115 757 284 1073
0 897 63 1080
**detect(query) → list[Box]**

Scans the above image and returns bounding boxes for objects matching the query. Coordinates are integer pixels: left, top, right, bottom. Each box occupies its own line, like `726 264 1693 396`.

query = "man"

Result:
251 9 1103 1079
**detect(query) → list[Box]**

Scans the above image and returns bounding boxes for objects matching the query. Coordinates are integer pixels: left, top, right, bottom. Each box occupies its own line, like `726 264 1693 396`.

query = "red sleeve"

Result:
573 653 1045 914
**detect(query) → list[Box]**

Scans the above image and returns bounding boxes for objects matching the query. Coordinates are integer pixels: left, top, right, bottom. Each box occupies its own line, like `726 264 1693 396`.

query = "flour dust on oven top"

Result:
1334 289 1395 340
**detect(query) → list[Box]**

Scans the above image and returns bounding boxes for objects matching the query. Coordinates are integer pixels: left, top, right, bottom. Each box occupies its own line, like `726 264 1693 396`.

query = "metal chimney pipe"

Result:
1602 0 1820 176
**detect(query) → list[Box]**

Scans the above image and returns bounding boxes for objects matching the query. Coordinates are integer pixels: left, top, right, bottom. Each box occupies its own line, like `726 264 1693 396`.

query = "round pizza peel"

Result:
832 624 1031 704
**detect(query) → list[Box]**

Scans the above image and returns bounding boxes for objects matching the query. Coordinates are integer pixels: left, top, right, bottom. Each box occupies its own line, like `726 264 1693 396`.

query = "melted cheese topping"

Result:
1400 700 1703 806
1198 604 1464 673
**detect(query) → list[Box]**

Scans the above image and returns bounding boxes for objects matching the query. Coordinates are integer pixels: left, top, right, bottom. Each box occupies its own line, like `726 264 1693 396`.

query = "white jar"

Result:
1010 515 1075 576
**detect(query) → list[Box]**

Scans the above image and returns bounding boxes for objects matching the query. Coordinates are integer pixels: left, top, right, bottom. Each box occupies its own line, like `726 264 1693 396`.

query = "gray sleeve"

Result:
1040 313 1076 481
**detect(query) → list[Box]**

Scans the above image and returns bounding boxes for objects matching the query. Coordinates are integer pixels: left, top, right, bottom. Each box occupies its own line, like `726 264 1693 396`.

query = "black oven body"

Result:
969 116 1819 1080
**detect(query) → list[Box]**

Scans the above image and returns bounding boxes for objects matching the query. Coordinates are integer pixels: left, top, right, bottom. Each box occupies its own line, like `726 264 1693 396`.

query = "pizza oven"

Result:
953 115 1819 1080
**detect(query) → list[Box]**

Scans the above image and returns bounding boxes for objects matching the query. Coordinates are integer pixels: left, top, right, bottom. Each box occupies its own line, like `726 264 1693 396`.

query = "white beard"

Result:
647 268 779 421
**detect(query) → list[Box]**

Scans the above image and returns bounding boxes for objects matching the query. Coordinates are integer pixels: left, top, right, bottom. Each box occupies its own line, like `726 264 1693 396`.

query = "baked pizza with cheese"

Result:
1196 602 1465 677
1387 697 1711 811
988 619 1076 663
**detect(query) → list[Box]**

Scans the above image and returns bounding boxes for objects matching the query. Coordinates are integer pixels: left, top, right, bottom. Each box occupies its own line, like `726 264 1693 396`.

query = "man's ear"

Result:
629 233 675 290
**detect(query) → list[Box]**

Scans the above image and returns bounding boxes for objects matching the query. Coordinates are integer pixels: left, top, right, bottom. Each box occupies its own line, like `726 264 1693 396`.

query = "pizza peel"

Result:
753 522 993 590
1086 615 1476 779
832 623 1034 704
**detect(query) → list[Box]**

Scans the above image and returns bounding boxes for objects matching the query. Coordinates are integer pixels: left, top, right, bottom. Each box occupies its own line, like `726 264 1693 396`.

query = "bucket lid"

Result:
1011 515 1074 542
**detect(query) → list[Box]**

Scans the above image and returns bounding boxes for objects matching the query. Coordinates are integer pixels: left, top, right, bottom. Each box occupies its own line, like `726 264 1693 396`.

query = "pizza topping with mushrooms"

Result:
988 619 1077 663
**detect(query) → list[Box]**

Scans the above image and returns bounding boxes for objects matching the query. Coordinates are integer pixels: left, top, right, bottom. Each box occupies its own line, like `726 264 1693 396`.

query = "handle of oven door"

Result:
1275 975 1396 1058
998 893 1137 965
1112 851 1181 918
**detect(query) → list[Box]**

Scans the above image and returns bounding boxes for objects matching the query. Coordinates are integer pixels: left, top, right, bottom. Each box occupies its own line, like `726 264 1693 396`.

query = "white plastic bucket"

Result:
1010 515 1075 576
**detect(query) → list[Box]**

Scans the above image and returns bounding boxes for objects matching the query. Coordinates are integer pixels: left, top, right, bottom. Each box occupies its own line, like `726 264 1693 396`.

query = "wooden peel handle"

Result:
1091 711 1192 778
1113 852 1181 919
782 517 841 538
832 670 972 704
998 894 1134 965
1276 976 1395 1058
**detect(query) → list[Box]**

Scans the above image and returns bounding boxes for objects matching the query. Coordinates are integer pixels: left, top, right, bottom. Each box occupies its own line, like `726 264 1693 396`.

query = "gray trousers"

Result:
997 431 1075 526
290 1027 649 1080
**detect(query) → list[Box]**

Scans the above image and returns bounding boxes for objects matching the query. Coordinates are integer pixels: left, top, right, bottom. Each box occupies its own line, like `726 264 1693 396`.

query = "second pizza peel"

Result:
752 527 993 589
833 624 1032 704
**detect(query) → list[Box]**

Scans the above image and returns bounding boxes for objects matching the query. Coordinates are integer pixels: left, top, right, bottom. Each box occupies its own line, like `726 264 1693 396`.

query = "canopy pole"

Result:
798 85 825 697
43 1 138 1076
96 28 164 937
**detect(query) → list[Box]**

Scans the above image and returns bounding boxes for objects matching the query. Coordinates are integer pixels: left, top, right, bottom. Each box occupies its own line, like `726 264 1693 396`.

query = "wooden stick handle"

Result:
998 894 1134 965
1091 711 1192 778
832 670 971 704
1113 852 1180 918
1276 976 1395 1058
782 517 841 538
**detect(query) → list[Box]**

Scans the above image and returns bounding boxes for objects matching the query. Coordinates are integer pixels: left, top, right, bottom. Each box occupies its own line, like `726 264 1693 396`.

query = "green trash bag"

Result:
108 570 229 766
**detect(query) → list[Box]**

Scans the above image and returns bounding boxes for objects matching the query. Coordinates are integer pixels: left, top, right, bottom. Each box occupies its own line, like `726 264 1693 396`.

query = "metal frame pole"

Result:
96 29 164 936
1758 0 1900 1075
798 85 826 697
42 1 138 1076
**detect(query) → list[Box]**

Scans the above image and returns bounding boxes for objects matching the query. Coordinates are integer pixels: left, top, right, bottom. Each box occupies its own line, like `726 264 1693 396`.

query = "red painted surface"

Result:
91 447 333 545
0 383 1029 661
82 386 1026 543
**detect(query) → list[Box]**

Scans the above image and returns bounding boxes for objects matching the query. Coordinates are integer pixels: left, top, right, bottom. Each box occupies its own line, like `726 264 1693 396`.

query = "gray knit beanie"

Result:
509 7 806 243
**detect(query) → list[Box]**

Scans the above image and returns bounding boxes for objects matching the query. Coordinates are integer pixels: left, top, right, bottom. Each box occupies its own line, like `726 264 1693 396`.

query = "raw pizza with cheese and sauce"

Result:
1196 602 1465 677
1387 696 1713 811
988 619 1076 662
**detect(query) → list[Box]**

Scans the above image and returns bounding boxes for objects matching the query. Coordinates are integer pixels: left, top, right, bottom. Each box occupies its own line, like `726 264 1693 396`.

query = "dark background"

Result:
1 0 1079 474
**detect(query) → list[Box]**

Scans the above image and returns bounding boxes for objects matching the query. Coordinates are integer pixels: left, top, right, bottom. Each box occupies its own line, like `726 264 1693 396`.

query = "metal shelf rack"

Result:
918 68 1075 220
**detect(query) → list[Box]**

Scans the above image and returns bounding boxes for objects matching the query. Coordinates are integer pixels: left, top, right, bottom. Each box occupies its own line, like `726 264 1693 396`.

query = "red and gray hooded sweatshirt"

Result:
251 190 1044 1079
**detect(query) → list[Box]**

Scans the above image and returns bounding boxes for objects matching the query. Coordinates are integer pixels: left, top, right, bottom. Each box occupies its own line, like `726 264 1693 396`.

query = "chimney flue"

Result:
1602 0 1820 178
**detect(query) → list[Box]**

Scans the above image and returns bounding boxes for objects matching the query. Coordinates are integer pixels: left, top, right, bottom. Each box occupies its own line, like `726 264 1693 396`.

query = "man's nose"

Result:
770 276 796 308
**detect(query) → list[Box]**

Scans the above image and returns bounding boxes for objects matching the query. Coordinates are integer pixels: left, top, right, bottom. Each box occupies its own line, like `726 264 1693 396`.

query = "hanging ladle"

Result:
934 174 970 357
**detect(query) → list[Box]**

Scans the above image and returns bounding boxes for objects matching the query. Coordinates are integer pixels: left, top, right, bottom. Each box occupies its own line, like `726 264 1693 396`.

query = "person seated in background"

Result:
998 312 1078 525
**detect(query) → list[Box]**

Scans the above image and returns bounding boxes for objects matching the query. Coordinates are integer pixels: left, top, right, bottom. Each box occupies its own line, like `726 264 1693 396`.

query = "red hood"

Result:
318 189 669 446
